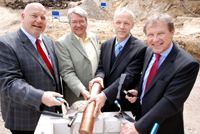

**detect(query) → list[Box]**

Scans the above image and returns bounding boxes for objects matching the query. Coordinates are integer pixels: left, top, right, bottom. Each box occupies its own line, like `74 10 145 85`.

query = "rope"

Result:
180 0 200 17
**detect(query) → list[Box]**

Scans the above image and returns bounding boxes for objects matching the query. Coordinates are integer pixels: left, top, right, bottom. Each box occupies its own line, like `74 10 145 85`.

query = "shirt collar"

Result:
73 31 91 42
115 34 131 47
159 42 173 57
21 27 42 44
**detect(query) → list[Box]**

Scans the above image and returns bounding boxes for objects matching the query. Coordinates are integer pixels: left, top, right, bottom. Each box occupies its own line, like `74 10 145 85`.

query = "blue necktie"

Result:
115 43 122 57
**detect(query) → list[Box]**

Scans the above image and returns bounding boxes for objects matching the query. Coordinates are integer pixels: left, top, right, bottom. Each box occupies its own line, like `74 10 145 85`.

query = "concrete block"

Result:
35 112 133 134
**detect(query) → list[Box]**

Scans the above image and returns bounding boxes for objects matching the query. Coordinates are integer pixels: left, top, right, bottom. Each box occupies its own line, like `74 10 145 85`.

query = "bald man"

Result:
0 3 62 134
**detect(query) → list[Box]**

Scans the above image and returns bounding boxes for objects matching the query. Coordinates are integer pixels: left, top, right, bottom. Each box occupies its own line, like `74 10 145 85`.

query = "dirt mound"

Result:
5 0 82 9
0 0 200 133
1 0 200 62
81 0 200 62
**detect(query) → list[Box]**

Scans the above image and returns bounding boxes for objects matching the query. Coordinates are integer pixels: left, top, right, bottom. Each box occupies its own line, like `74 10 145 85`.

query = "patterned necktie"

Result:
144 53 160 94
36 39 54 77
115 43 123 57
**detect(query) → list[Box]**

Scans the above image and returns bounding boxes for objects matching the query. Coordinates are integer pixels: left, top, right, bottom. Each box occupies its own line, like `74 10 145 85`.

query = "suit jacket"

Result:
0 29 61 131
55 31 100 106
134 43 199 134
95 35 147 112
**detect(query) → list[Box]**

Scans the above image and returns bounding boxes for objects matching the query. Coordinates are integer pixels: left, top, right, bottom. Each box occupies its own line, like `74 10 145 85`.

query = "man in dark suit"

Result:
0 3 63 134
89 8 147 117
121 14 199 134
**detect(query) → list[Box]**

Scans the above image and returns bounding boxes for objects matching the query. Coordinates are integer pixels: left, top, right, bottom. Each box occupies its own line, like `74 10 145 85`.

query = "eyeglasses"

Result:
71 20 86 25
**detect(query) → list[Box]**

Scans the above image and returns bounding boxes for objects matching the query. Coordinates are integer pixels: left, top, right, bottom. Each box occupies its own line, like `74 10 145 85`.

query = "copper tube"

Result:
79 83 101 134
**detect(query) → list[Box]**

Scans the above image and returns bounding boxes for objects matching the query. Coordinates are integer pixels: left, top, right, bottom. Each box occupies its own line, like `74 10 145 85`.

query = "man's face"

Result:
146 21 175 54
113 11 134 43
21 5 46 38
69 13 88 39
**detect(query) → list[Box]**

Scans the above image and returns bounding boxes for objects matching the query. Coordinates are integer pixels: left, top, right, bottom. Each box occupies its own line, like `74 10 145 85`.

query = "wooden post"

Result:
79 83 101 134
3 0 6 6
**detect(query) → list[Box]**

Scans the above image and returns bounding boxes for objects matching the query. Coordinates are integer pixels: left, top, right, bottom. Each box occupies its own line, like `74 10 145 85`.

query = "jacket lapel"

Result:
18 29 54 79
42 35 56 79
138 48 153 95
105 38 115 76
144 43 178 95
110 35 135 75
70 32 90 61
91 37 100 61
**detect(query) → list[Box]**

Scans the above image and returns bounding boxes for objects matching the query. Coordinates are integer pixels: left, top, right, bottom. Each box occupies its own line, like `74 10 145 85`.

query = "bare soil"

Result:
0 0 200 133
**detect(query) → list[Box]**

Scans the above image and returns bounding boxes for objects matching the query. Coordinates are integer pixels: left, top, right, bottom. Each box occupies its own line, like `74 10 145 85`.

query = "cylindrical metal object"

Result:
79 83 101 134
150 123 159 134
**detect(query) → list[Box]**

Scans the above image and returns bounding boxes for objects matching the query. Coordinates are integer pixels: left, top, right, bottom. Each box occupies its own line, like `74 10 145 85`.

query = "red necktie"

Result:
144 53 160 94
36 39 54 77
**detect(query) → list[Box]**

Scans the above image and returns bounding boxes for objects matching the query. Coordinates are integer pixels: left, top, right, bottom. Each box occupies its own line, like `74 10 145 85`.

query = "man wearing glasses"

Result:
55 6 100 106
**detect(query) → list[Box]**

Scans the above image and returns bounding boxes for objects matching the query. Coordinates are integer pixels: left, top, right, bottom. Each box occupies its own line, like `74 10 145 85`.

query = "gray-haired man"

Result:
55 6 100 106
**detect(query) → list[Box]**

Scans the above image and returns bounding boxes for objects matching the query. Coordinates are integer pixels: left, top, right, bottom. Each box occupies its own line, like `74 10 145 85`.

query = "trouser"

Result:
10 130 34 134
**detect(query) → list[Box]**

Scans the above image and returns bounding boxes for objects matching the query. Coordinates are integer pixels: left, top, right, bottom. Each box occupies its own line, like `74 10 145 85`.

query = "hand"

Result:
89 92 106 117
121 122 139 134
89 77 104 90
125 89 138 103
41 91 63 107
81 88 90 100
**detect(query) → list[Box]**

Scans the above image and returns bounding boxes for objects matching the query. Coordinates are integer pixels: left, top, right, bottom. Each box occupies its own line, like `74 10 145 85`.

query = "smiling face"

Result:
113 11 134 43
21 3 46 38
146 21 175 54
69 13 88 40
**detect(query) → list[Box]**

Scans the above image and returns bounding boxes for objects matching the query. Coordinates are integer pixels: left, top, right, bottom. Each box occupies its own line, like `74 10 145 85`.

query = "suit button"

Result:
53 82 56 86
